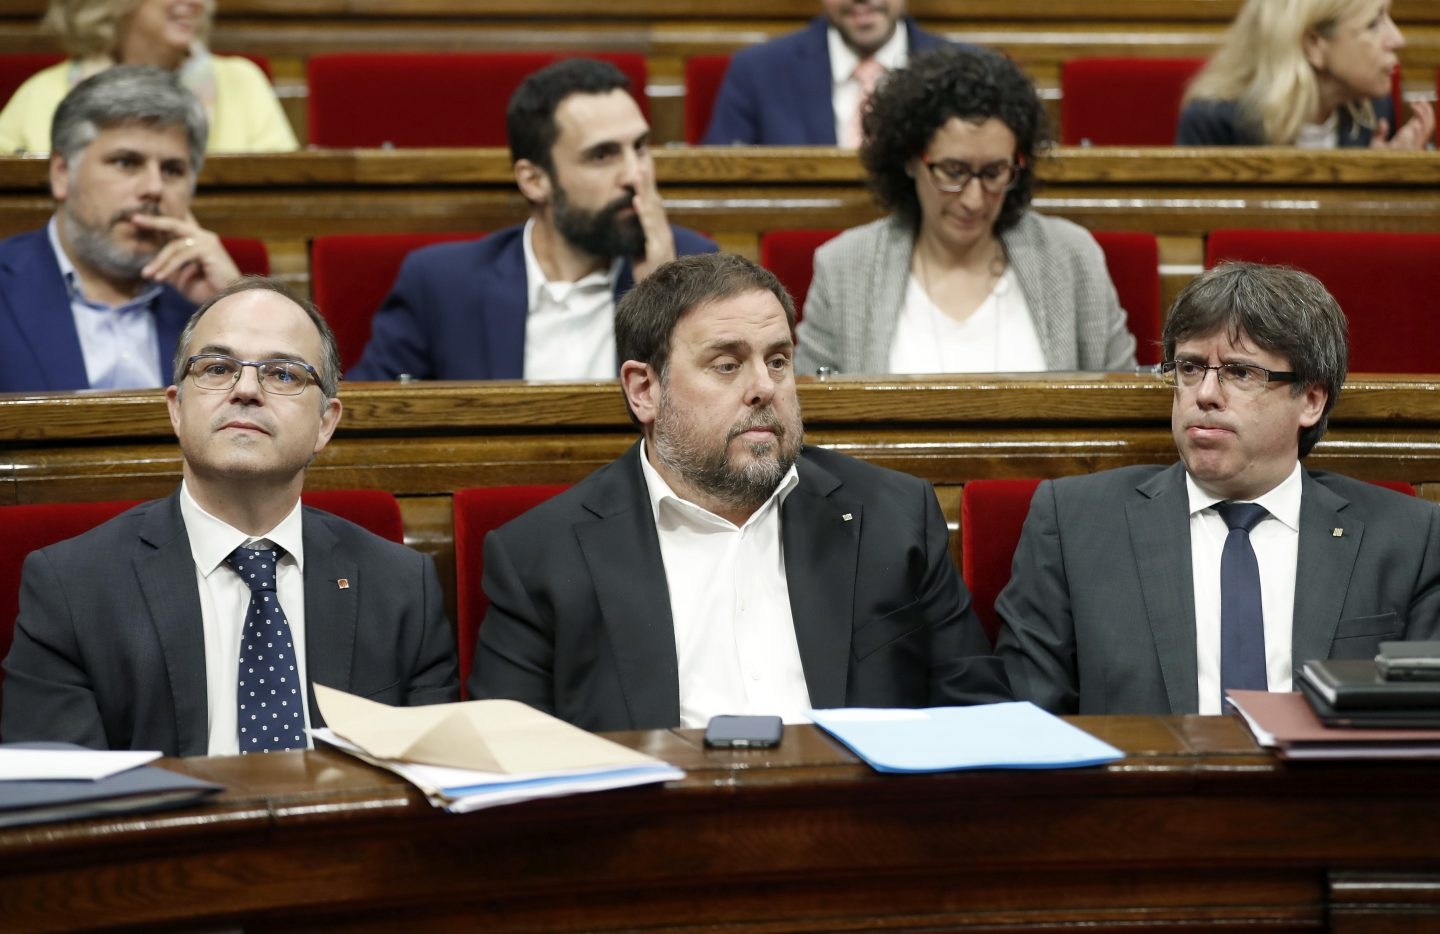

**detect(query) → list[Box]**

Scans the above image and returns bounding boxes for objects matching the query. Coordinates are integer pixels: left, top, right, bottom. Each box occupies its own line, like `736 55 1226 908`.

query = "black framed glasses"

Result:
184 354 320 396
1156 360 1298 394
920 155 1024 194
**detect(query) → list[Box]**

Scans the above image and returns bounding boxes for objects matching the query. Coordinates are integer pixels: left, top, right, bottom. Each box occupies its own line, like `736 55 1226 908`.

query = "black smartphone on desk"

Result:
703 714 783 749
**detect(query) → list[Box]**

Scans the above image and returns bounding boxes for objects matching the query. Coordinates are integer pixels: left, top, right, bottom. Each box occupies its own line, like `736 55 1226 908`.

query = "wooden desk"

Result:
2 717 1438 932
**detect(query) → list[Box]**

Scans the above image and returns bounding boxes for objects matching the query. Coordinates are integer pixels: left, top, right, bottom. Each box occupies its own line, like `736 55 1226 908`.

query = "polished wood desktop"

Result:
2 716 1438 932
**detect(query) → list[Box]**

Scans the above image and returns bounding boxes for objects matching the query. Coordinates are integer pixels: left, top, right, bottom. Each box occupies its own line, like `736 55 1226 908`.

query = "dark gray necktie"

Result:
227 543 306 753
1213 502 1270 703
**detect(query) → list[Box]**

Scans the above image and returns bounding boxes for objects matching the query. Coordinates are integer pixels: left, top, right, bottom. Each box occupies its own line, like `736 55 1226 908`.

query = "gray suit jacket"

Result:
470 443 1010 731
794 213 1138 375
1 493 459 756
994 463 1440 714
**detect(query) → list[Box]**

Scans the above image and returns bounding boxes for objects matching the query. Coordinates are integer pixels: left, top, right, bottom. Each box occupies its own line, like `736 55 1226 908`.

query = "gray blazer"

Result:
1 492 460 756
795 212 1138 375
994 463 1440 715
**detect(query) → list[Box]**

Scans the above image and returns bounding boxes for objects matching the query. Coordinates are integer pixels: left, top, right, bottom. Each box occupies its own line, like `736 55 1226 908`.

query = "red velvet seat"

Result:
310 232 482 372
960 478 1042 646
1091 230 1161 365
453 484 569 697
0 53 64 110
306 52 648 148
764 228 1160 362
684 54 732 145
220 237 269 277
1205 228 1440 374
0 490 402 715
1060 57 1206 146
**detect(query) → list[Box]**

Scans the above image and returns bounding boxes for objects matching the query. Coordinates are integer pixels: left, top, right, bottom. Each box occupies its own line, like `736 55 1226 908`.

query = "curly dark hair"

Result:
860 45 1048 233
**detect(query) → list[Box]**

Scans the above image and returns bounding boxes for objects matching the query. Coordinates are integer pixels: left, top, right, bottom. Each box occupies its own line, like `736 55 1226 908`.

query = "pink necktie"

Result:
844 57 885 149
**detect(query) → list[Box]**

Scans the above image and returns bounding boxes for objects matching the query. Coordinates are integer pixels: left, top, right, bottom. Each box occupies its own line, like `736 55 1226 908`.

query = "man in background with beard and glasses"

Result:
703 0 951 146
0 66 242 393
349 58 716 382
469 252 1010 731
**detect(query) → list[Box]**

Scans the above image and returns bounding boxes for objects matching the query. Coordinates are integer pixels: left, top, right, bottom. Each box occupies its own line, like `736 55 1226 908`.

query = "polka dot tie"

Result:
228 544 306 753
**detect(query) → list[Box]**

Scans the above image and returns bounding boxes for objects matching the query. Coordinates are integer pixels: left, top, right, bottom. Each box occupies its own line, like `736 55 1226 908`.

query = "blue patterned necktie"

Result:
227 543 306 753
1213 502 1270 705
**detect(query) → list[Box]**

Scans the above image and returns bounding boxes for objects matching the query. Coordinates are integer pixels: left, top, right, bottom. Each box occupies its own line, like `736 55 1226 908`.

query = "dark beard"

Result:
552 186 646 260
653 401 803 516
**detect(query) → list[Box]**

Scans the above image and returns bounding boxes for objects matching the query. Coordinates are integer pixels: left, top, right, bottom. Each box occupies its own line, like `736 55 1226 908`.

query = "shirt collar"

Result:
521 217 622 313
639 438 800 531
1186 460 1303 532
179 480 307 577
47 215 164 313
827 19 909 85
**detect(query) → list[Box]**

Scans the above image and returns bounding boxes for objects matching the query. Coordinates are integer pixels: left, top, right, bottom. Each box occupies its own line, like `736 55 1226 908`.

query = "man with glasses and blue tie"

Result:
995 261 1440 715
1 277 458 756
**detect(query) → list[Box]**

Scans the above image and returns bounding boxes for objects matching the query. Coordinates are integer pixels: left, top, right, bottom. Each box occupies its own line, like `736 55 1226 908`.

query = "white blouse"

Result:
887 266 1046 373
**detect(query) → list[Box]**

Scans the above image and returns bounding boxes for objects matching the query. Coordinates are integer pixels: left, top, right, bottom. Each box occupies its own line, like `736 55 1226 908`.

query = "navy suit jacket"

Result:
471 443 1010 731
1 493 460 757
0 227 195 393
347 223 717 381
702 16 948 145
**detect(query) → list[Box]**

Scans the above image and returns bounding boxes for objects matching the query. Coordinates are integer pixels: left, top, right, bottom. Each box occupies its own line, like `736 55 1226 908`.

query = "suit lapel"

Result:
1126 464 1200 713
134 494 210 756
781 456 857 708
798 18 838 144
481 231 529 379
300 512 358 728
0 229 90 390
153 287 194 381
1292 474 1360 669
1001 217 1063 368
574 445 681 728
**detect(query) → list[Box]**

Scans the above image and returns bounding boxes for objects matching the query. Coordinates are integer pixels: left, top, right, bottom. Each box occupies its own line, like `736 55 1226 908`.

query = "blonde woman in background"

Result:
0 0 297 153
1177 0 1433 148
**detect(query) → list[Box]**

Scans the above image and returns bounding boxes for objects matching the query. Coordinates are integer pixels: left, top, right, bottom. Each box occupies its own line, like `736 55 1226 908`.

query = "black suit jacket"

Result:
995 463 1440 714
1 493 459 755
470 443 1009 730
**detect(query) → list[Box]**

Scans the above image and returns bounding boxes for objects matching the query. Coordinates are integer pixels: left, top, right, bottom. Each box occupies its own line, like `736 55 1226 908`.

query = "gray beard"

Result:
652 401 802 516
62 203 157 284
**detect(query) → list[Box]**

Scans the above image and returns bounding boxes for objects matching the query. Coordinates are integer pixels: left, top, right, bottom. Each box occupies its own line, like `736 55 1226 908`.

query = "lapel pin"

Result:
337 578 350 589
842 513 853 522
1331 528 1344 538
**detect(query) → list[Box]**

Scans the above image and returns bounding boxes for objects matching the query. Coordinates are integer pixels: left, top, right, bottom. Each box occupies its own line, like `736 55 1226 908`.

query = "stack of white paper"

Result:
311 685 683 812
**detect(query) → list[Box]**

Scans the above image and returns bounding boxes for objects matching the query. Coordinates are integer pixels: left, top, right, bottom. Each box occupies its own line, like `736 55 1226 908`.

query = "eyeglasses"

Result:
184 354 321 396
1155 360 1298 393
920 155 1024 194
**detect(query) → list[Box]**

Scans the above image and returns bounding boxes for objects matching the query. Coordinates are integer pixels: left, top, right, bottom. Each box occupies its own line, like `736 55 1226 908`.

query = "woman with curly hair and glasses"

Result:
795 45 1136 376
0 0 297 154
1177 0 1432 148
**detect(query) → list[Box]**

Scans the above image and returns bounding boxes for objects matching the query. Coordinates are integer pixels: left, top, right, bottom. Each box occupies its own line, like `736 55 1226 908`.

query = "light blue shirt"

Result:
47 216 165 389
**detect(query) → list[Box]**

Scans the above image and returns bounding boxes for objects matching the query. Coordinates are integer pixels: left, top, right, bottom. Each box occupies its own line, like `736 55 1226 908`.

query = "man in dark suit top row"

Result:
1 277 458 756
349 58 715 382
702 0 948 146
996 262 1440 716
0 66 240 393
471 252 1010 730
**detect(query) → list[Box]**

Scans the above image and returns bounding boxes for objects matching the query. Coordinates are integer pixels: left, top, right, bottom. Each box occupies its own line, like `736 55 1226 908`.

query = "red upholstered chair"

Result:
1205 228 1440 374
220 237 269 277
1092 230 1162 365
307 52 648 148
1060 57 1207 146
453 484 570 697
684 54 732 145
758 228 842 317
0 53 65 110
310 232 482 372
960 478 1042 646
301 489 405 543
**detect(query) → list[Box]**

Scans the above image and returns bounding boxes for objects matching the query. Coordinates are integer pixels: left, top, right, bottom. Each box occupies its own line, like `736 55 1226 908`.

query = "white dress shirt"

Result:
1187 462 1302 714
639 441 811 727
179 482 311 756
48 217 164 389
828 24 909 147
521 218 622 380
888 268 1046 373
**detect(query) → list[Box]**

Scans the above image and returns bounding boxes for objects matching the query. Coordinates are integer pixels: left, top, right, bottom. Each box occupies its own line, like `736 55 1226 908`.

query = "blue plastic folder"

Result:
810 702 1125 772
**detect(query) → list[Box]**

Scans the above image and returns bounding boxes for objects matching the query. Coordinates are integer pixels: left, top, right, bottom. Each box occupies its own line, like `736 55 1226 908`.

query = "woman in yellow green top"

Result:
0 0 298 154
